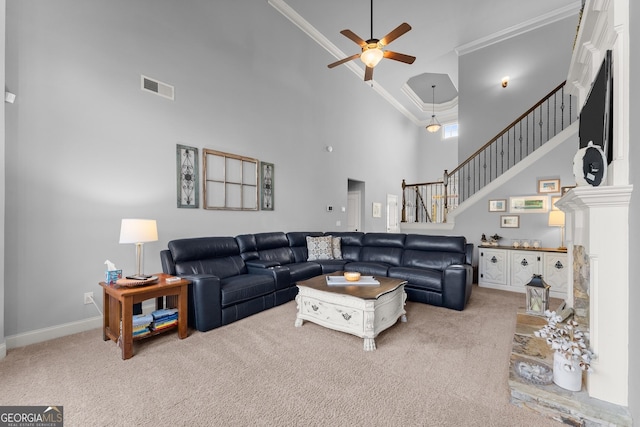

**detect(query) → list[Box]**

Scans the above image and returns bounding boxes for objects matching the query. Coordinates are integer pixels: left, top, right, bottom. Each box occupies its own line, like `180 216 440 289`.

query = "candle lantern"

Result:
525 274 550 316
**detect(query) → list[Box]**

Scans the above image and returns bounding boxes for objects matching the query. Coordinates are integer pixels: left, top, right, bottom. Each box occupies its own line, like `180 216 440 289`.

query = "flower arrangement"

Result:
534 310 594 372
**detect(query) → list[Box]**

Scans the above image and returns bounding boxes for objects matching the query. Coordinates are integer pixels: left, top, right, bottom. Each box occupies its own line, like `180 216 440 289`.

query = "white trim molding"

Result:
455 2 583 55
557 184 632 406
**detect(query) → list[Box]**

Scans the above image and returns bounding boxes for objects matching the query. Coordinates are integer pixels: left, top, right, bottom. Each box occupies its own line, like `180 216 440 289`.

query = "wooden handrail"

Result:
449 81 567 176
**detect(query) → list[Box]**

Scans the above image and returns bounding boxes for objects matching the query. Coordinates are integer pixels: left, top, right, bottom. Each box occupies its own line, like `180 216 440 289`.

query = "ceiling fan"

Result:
327 0 416 81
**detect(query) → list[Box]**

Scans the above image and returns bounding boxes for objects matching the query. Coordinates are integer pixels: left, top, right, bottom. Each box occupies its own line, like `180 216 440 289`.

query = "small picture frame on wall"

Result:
488 199 507 212
561 185 576 195
372 202 382 218
500 215 520 228
538 178 561 194
551 196 561 210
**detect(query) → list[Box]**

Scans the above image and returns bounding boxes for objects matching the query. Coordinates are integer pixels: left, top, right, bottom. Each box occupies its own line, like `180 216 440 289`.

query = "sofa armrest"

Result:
442 264 473 311
247 265 292 290
180 274 222 332
246 259 280 269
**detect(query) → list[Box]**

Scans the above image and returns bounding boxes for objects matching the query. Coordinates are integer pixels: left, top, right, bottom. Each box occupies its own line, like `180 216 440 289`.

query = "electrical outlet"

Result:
84 292 94 305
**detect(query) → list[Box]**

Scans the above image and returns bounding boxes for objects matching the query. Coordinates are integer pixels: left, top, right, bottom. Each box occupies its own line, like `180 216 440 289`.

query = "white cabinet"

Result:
478 248 509 286
478 247 567 298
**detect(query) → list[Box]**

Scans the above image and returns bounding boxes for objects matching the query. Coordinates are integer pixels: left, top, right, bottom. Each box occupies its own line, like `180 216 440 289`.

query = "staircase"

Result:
402 81 577 224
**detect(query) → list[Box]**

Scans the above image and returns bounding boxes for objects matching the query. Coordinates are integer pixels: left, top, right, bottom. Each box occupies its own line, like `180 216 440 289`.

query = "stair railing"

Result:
402 81 576 223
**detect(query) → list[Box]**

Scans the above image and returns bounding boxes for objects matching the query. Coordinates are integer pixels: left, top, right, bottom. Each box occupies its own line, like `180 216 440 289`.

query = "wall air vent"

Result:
141 75 174 100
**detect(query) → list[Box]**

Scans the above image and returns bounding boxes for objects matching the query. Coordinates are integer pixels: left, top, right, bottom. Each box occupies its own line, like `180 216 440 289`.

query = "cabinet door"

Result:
510 250 540 289
479 248 508 286
543 253 568 292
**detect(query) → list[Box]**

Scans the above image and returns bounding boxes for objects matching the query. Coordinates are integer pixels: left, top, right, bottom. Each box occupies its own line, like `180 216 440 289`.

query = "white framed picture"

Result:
509 195 548 213
372 202 382 218
500 215 520 228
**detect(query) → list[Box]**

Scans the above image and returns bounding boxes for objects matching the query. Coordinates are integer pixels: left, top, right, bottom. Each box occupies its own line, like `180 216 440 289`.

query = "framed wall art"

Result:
537 178 561 194
372 202 382 218
488 199 507 212
176 144 199 208
509 195 548 213
260 161 274 210
500 215 520 228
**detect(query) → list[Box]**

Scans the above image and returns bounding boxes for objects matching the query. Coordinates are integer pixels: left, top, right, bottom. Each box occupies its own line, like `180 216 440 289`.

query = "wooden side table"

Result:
99 273 190 360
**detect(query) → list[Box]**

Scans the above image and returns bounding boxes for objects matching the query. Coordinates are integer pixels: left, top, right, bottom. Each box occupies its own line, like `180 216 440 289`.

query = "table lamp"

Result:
119 219 158 278
548 210 566 250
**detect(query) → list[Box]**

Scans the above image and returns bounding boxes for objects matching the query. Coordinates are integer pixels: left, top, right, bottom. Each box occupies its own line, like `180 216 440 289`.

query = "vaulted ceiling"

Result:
269 0 581 126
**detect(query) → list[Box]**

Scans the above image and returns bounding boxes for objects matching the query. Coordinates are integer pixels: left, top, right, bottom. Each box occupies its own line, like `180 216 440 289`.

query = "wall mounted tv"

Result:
578 50 613 164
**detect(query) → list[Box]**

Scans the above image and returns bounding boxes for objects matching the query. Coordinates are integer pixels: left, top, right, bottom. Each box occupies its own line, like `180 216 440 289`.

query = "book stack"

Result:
151 308 178 332
132 313 153 338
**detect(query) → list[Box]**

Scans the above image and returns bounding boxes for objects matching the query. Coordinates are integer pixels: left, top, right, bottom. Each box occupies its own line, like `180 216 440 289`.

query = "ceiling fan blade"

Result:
340 29 367 47
364 66 374 81
379 22 411 46
383 50 416 64
328 53 361 69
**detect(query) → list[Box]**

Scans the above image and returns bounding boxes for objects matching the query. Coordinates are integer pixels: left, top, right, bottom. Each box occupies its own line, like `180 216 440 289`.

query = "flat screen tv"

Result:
578 50 613 164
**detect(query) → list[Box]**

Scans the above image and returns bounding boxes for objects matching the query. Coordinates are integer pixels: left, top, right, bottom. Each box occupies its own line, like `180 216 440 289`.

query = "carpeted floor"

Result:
0 285 560 426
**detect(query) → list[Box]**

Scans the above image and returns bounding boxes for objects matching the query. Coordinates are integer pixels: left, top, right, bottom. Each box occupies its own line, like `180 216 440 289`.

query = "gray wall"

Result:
628 0 639 420
458 16 578 163
0 0 5 353
415 130 458 183
3 0 420 336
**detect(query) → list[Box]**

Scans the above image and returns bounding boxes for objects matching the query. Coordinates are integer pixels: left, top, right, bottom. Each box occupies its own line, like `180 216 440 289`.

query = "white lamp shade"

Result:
119 219 158 244
548 210 565 227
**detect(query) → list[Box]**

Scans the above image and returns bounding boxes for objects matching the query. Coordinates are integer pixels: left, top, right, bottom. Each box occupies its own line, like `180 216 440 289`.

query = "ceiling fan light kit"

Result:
327 0 415 81
361 42 384 67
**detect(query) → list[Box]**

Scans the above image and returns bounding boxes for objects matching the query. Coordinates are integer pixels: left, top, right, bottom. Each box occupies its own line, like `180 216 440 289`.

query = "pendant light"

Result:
426 84 441 133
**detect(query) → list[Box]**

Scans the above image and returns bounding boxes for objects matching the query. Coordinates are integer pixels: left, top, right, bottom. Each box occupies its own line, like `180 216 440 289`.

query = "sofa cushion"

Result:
331 236 342 259
388 267 443 292
404 234 467 254
344 262 391 276
362 233 406 248
288 262 323 282
324 232 363 261
402 250 466 271
220 274 275 307
306 235 334 260
359 246 403 266
169 237 247 279
287 232 323 262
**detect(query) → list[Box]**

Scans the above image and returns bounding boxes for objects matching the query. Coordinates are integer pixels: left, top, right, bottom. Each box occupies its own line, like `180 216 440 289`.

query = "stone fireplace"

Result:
572 245 589 330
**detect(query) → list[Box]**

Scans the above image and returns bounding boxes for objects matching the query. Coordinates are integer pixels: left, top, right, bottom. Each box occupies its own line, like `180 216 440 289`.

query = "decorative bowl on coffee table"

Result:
344 272 361 282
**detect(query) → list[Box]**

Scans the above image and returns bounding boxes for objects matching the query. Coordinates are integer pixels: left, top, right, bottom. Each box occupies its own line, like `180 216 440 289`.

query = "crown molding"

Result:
455 1 583 56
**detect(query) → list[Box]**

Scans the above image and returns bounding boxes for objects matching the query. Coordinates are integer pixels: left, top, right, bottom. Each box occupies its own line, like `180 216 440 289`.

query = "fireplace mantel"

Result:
556 184 632 406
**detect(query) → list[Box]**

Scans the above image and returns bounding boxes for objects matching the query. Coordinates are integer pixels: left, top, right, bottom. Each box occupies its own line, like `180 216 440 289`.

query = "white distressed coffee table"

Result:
295 273 407 351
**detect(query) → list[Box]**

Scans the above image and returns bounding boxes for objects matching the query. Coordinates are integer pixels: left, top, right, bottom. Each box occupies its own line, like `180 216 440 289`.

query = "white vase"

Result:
553 351 583 391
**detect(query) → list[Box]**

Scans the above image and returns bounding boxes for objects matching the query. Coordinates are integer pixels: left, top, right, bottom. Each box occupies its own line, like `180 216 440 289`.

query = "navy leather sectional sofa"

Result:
160 231 473 332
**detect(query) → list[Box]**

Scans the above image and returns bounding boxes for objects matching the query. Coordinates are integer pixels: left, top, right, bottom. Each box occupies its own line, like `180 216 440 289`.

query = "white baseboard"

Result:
6 315 103 350
5 300 156 350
